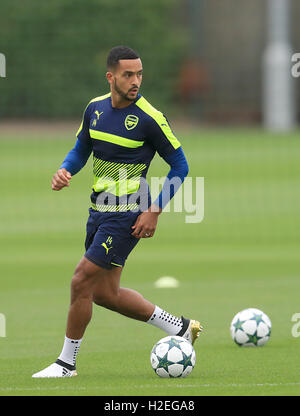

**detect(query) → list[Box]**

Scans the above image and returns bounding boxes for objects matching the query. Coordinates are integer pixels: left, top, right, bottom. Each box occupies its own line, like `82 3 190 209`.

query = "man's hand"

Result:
131 204 162 239
51 168 72 191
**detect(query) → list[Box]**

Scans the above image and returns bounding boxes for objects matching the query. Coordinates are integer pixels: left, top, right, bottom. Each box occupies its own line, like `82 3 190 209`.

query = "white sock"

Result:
147 305 183 335
57 336 82 367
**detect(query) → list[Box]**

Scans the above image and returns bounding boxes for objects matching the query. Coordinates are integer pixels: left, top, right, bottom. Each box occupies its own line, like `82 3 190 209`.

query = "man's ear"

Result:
106 71 113 85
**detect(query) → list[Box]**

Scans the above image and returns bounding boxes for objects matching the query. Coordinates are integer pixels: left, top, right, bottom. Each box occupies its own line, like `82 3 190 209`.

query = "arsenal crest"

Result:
125 115 139 130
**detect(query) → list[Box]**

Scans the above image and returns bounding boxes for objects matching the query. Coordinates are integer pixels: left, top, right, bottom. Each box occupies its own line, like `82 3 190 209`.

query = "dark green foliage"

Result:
0 0 186 118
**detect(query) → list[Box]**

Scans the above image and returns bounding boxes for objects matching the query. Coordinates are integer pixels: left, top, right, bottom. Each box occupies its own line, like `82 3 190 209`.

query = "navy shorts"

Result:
84 208 141 269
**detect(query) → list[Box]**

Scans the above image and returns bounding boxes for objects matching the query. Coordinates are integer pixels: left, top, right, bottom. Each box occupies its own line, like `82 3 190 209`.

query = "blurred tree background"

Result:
0 0 186 118
1 0 300 122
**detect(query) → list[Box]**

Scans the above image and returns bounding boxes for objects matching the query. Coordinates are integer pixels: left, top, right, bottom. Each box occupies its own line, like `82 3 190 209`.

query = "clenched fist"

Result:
52 168 72 191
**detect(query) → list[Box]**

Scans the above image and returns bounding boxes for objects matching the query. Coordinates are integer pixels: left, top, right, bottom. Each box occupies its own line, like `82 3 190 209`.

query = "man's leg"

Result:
92 269 155 322
33 256 124 378
32 257 201 378
65 256 199 347
66 257 155 338
65 257 109 340
91 261 194 337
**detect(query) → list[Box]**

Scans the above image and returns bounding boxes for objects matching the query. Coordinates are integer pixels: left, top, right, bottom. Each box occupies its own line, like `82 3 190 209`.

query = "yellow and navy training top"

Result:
62 92 187 212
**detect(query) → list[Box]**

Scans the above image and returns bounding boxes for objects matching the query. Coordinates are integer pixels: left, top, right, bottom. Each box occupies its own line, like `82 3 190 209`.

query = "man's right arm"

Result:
51 139 92 191
52 101 93 191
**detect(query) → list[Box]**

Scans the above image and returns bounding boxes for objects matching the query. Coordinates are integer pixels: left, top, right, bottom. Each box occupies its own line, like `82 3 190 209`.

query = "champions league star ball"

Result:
230 308 272 347
150 336 196 378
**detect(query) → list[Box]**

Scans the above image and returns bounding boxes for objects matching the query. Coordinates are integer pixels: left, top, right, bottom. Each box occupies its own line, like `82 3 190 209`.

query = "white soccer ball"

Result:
230 308 272 347
150 335 196 378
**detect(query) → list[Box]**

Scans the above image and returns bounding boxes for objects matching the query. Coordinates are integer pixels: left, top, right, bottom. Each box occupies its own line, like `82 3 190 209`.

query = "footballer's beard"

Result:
113 79 139 102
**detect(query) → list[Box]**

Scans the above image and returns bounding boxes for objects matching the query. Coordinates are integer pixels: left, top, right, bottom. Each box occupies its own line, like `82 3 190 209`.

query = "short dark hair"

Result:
107 46 140 70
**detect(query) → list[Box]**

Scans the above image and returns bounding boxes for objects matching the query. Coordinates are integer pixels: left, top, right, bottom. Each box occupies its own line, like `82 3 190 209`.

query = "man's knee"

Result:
92 273 121 308
74 256 104 277
71 257 105 298
92 286 120 308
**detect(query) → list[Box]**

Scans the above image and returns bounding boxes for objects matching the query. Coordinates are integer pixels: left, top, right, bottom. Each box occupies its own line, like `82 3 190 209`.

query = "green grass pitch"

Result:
0 126 300 396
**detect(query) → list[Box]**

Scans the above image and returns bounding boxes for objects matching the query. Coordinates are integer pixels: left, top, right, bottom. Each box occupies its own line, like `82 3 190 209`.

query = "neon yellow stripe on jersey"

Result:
92 156 146 195
89 92 111 104
135 96 181 150
91 202 139 213
93 157 146 181
93 176 141 195
76 121 83 137
89 129 144 148
76 93 111 137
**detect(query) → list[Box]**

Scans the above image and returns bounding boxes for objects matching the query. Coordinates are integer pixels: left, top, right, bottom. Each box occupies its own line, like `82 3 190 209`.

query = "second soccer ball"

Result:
230 308 272 347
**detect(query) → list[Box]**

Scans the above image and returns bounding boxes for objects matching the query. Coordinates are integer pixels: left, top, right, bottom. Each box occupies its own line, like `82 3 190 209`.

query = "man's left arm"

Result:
152 146 189 210
131 147 189 238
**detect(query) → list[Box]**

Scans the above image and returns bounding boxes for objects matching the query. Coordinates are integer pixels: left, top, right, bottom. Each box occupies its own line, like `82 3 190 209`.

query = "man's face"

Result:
107 58 143 101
